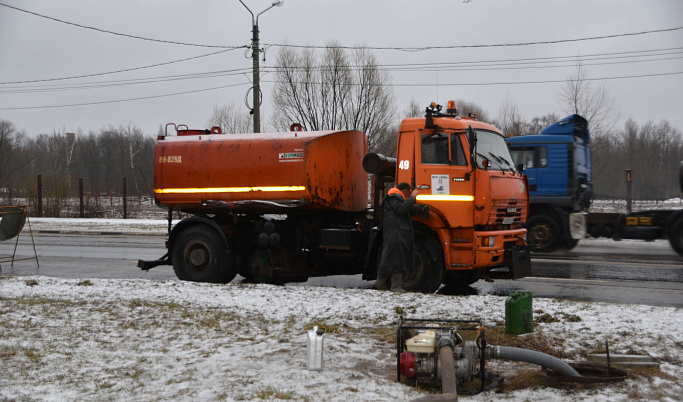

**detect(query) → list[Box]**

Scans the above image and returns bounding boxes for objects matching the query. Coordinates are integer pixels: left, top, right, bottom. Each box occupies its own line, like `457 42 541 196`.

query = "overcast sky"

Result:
1 0 682 137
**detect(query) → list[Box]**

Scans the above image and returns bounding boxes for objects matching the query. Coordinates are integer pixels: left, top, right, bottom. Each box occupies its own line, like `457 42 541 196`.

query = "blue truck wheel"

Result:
526 214 562 252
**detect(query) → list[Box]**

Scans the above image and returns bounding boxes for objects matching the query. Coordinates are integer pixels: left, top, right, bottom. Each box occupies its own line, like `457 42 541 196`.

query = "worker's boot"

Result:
373 274 391 290
390 273 406 293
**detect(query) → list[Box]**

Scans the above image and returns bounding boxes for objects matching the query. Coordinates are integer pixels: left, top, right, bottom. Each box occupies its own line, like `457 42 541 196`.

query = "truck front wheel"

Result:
172 226 236 283
403 233 445 293
526 215 561 252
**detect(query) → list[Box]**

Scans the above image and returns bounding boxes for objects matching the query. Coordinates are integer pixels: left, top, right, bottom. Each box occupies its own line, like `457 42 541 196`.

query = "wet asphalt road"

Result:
2 233 681 308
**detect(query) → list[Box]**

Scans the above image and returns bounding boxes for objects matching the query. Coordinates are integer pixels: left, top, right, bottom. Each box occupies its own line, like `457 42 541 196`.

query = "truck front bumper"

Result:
482 243 531 280
472 229 531 280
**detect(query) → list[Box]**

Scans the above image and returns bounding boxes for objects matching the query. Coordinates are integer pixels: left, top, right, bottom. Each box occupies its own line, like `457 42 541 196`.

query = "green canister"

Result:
505 291 533 334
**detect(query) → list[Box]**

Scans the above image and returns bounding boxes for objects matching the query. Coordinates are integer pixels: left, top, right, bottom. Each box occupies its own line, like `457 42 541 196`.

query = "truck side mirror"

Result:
516 163 525 173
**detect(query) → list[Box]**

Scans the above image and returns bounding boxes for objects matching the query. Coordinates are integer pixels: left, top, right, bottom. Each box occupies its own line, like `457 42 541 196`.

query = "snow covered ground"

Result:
589 197 683 214
1 215 681 401
1 276 681 401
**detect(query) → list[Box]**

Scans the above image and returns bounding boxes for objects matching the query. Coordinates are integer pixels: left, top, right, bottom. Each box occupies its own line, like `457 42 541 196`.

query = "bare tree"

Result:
38 131 67 175
60 131 77 192
207 103 253 134
402 99 423 119
558 61 619 137
122 124 145 194
271 41 396 151
371 99 428 157
523 113 561 134
453 99 490 123
494 95 525 136
0 120 29 194
559 61 620 185
610 119 683 200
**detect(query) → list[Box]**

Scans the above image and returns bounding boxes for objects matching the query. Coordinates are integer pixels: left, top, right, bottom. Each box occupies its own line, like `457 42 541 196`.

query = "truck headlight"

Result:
481 236 495 247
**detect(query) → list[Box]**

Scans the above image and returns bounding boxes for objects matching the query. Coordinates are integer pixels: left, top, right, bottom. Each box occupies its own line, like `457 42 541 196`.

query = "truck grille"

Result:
488 200 526 225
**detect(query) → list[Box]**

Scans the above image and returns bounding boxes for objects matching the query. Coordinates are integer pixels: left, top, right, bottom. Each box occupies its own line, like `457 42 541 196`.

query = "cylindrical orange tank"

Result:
154 130 368 212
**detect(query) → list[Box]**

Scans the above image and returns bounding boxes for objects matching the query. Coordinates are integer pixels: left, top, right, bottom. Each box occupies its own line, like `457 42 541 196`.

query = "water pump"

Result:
397 316 489 392
397 315 581 399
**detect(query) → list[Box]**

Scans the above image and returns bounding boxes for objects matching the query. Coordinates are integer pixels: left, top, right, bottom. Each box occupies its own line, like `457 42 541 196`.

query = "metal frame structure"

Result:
0 206 39 271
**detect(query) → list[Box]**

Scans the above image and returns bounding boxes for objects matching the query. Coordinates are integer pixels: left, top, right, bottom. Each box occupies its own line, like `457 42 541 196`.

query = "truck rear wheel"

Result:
669 215 683 256
172 225 236 283
526 215 561 252
403 233 444 293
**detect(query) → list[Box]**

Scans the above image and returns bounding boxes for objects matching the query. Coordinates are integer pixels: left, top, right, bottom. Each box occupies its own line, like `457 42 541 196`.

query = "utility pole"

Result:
238 0 285 133
251 22 261 133
626 169 632 214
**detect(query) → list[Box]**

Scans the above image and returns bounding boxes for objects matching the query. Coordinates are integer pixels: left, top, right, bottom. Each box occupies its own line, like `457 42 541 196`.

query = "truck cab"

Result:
505 114 591 251
391 102 530 288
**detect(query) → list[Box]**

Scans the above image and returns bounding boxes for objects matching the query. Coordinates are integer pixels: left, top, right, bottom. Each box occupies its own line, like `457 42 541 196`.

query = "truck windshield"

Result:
474 130 516 171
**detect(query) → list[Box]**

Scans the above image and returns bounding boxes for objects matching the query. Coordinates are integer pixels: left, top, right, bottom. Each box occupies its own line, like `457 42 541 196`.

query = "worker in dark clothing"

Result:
374 182 419 292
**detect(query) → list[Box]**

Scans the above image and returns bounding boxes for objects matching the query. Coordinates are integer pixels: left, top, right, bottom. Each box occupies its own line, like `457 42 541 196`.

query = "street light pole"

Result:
251 21 260 133
238 0 284 133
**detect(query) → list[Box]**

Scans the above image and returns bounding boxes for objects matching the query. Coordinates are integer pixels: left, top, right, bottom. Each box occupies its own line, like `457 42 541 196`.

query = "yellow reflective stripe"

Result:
155 186 306 194
416 194 474 201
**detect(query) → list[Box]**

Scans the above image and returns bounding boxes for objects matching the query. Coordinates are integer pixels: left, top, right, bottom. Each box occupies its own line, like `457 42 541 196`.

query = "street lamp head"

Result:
272 0 284 6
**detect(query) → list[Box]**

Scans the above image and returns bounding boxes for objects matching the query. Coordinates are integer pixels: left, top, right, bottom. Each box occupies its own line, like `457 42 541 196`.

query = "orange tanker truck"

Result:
139 101 531 293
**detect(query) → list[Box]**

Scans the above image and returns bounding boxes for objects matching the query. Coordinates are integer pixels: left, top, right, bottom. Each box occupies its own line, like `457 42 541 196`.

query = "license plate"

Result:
506 207 517 213
503 216 515 224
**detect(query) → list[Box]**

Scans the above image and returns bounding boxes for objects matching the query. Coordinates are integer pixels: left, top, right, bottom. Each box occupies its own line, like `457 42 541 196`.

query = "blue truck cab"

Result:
505 115 591 251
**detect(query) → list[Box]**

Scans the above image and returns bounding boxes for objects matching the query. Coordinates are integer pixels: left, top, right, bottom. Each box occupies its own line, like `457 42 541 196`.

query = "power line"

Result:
264 27 683 51
0 49 238 85
0 2 234 49
2 62 681 96
384 55 683 74
263 50 683 74
261 71 683 87
0 82 251 110
2 70 680 111
2 56 673 95
391 71 683 86
3 46 681 93
0 68 254 94
2 2 681 53
379 47 683 70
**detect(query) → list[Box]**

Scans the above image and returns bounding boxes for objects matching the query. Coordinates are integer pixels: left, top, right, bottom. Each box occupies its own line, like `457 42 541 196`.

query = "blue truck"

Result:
505 115 683 256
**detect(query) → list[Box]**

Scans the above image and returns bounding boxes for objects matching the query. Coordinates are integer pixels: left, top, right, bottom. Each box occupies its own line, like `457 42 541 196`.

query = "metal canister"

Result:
306 326 324 371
